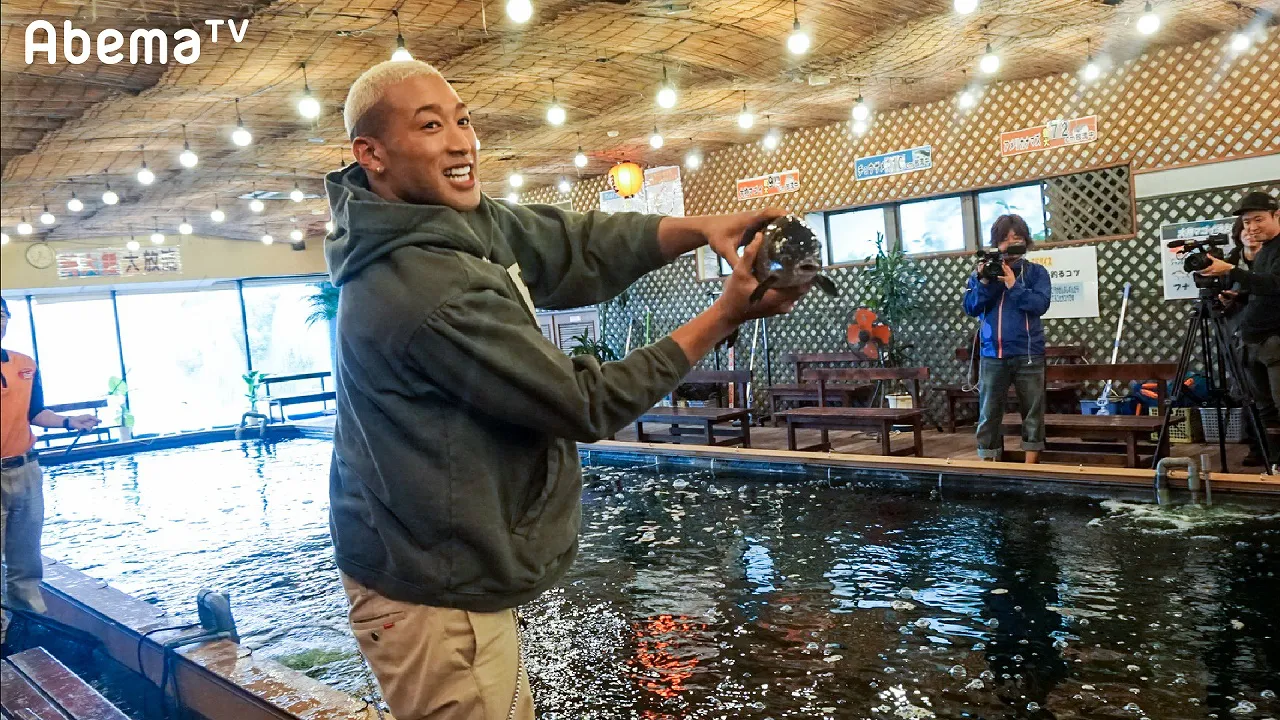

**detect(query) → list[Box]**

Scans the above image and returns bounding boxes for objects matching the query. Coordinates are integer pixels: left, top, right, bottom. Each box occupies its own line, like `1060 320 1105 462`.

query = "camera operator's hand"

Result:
1000 262 1017 289
975 261 990 285
1197 256 1235 277
1219 289 1239 309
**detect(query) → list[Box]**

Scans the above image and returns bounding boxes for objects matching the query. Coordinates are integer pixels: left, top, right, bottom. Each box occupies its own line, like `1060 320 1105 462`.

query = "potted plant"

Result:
107 376 135 442
243 370 266 414
306 281 340 364
861 233 925 406
567 331 619 363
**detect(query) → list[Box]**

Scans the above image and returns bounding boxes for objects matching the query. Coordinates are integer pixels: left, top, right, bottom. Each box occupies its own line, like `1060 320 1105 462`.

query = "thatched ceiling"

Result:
0 0 1272 243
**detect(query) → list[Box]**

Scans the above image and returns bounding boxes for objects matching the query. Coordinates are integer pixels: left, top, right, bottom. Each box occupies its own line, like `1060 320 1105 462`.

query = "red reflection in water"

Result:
629 614 707 701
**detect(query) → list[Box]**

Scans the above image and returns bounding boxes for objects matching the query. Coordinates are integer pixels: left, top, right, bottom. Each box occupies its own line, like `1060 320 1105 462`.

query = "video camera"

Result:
975 243 1028 282
1166 233 1239 295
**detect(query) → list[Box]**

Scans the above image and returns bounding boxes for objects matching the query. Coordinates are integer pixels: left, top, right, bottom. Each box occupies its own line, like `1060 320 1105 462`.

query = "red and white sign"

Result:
736 169 801 202
999 115 1099 157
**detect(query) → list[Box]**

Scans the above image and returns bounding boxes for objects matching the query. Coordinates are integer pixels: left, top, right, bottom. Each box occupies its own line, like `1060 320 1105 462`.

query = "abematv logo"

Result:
24 20 249 65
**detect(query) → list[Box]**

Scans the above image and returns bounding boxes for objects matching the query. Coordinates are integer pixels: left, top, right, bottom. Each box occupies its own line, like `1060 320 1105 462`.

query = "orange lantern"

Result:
608 161 645 199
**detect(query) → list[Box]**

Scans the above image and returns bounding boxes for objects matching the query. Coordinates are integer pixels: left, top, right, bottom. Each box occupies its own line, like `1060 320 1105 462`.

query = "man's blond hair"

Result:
343 59 443 140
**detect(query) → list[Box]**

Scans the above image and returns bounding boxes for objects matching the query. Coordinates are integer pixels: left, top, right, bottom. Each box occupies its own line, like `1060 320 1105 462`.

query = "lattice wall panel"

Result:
1044 165 1133 241
680 30 1278 218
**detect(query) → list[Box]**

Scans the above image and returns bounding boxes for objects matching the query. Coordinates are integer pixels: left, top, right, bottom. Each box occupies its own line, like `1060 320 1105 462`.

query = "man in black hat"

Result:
1198 191 1280 458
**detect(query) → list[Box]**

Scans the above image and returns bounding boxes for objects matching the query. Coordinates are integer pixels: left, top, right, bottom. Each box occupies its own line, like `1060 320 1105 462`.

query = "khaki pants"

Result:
341 574 534 720
1 460 47 639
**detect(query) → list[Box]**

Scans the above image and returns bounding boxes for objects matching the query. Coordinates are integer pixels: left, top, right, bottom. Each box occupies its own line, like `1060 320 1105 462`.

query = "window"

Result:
242 282 333 380
827 208 888 264
2 296 36 360
116 289 247 434
978 183 1048 245
29 296 122 406
898 196 965 255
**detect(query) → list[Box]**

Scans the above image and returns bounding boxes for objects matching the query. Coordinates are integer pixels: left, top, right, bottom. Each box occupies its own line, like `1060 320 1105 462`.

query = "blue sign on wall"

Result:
854 145 933 182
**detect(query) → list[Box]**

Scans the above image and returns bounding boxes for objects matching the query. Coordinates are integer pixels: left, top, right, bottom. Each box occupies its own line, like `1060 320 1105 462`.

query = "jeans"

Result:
1 460 46 640
1244 335 1280 427
976 356 1046 460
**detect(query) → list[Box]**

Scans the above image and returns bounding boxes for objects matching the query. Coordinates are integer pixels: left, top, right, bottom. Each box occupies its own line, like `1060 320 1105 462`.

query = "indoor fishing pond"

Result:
36 439 1280 719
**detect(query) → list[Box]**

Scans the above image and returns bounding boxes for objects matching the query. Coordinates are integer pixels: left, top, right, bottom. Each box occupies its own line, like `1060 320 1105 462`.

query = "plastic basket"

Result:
1151 407 1195 444
1198 407 1245 444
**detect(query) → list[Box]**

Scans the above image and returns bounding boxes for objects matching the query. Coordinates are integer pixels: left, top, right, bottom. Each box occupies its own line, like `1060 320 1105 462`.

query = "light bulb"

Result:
649 130 664 149
506 0 533 23
958 89 976 108
546 101 566 126
505 192 520 204
259 233 273 245
211 207 225 223
40 211 55 225
298 95 321 120
290 186 305 203
178 221 193 235
684 150 702 170
249 198 264 213
126 239 140 252
232 126 253 147
979 48 1000 75
852 119 868 135
102 188 118 205
656 85 677 109
1082 60 1101 81
1 232 8 245
137 166 155 185
1230 31 1250 53
1136 3 1160 35
290 228 304 241
17 221 33 235
787 25 811 55
67 195 84 212
954 0 978 13
737 107 755 129
851 96 870 121
557 179 572 194
391 38 413 62
574 148 589 168
508 172 523 188
763 130 780 150
150 231 165 245
179 147 198 168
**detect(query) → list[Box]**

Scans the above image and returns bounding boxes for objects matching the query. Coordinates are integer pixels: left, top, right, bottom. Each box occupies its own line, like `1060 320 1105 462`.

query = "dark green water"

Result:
38 440 1280 719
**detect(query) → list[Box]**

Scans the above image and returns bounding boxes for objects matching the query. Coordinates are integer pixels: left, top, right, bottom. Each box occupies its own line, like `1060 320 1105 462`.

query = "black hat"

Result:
0 297 8 317
1233 191 1279 215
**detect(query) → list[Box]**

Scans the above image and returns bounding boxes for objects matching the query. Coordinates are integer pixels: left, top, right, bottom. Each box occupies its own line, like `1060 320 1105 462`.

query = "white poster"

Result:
1026 245 1099 319
1158 217 1237 301
643 166 684 217
598 188 647 214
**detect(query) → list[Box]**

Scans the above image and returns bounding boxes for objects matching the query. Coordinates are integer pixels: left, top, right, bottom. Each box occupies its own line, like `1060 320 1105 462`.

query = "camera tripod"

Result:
1154 291 1274 474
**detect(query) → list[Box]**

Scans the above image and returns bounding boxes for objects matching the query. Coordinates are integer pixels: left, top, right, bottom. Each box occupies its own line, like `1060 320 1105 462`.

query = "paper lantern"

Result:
609 161 644 199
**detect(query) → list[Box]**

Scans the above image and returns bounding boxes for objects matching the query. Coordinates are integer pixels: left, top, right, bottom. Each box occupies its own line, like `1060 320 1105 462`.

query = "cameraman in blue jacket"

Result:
964 214 1053 463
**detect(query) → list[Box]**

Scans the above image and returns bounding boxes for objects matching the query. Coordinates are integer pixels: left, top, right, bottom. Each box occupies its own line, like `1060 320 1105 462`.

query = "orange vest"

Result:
1 349 38 458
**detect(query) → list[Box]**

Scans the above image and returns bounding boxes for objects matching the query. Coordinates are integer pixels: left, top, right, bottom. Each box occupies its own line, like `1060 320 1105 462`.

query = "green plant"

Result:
861 233 925 368
107 376 134 428
567 331 618 362
305 281 339 327
243 370 266 412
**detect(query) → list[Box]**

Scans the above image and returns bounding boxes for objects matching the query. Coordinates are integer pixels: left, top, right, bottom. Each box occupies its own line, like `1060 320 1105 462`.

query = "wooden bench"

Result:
934 345 1089 433
1002 413 1166 468
634 406 751 447
775 367 929 455
766 352 876 426
2 647 129 720
264 371 336 423
35 400 115 447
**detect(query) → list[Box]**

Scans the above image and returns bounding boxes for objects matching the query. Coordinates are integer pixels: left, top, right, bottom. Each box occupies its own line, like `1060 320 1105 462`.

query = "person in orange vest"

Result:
1 297 101 640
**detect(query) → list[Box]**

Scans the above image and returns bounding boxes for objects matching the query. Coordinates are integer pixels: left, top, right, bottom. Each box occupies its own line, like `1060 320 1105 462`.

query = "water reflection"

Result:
38 442 1280 719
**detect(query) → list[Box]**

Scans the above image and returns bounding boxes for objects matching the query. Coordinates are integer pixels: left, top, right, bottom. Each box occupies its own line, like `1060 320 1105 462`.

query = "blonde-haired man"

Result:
326 60 810 719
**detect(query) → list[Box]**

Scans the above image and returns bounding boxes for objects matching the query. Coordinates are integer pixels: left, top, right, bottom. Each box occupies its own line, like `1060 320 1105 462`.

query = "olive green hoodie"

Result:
324 165 691 611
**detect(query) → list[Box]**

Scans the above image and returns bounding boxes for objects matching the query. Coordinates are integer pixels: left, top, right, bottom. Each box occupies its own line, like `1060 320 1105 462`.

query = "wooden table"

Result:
635 406 752 447
1001 412 1165 468
776 407 925 455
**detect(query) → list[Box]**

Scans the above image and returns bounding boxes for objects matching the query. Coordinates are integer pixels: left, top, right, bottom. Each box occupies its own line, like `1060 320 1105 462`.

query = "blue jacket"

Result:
963 259 1052 359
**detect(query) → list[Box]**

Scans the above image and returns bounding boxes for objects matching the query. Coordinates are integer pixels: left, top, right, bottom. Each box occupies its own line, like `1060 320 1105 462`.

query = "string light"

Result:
546 81 566 126
39 196 55 225
1229 5 1252 53
649 125 664 149
178 217 193 235
656 66 677 109
954 0 978 14
150 216 165 245
505 192 520 203
232 98 253 146
506 0 533 23
290 180 305 203
1136 2 1160 36
127 236 140 252
210 202 225 223
557 178 572 194
249 183 264 213
763 117 780 150
101 171 119 205
391 11 413 61
261 232 274 245
67 190 83 213
979 43 1000 74
574 134 589 168
684 149 702 170
17 217 33 235
851 94 870 121
786 0 810 55
179 124 199 167
136 145 155 185
1082 40 1102 81
508 172 524 188
958 88 976 108
737 92 755 129
290 227 304 242
297 63 321 119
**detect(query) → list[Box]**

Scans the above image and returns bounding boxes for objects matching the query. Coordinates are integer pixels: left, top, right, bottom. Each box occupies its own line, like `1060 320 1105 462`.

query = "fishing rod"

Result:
1095 282 1133 415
